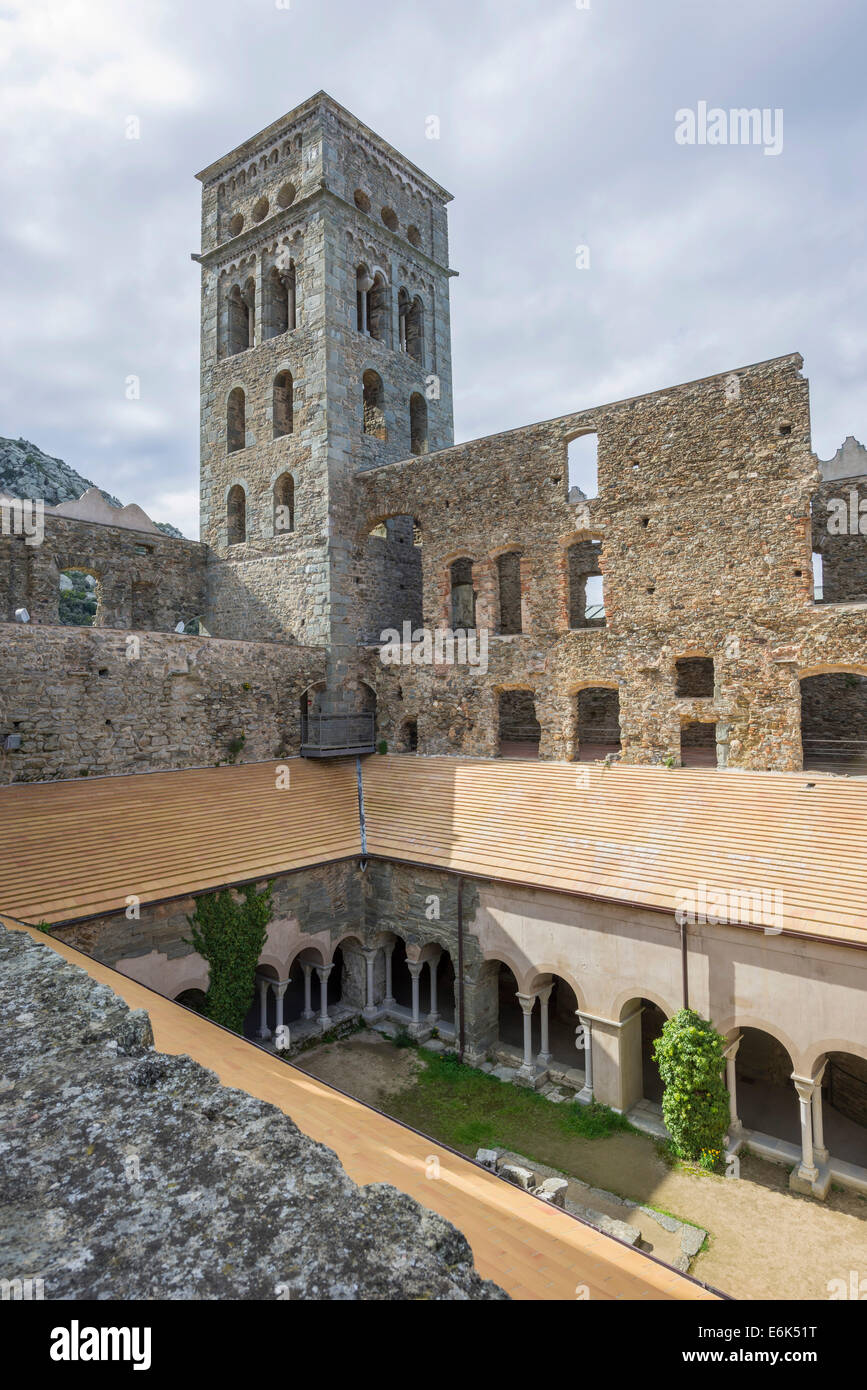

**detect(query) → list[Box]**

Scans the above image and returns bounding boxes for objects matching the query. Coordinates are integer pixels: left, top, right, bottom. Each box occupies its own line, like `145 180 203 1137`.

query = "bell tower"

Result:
195 92 455 683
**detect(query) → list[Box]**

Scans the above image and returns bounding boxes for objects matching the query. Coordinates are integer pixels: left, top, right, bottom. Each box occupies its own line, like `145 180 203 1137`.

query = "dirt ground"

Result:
295 1033 867 1300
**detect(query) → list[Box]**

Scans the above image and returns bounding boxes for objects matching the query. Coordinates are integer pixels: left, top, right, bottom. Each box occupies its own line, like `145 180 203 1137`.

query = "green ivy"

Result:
185 881 273 1034
652 1008 729 1168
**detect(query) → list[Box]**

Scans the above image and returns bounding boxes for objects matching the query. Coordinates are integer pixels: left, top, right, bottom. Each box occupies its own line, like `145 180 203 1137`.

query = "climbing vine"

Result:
652 1008 729 1169
185 881 273 1034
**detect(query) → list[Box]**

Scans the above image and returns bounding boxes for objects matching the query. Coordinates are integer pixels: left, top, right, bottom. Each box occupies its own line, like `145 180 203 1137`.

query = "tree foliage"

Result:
186 881 273 1034
652 1008 729 1168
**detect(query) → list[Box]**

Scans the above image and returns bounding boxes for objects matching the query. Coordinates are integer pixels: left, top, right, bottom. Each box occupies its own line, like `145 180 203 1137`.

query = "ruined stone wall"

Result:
358 520 423 642
0 623 325 783
0 514 206 628
352 356 867 771
811 472 867 603
54 860 361 977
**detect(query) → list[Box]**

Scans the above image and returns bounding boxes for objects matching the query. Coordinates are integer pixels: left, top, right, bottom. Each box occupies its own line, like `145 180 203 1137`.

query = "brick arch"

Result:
566 677 619 695
799 662 867 679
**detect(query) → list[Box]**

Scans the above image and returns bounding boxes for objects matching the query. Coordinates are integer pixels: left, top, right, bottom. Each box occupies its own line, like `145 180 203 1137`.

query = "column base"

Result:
256 1028 272 1041
814 1145 830 1166
789 1162 831 1200
362 1005 379 1022
575 1085 594 1106
514 1065 546 1091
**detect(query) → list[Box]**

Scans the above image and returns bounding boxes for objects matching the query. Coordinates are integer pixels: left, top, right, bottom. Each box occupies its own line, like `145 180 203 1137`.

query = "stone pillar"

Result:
383 942 395 1008
723 1034 743 1142
427 950 442 1025
407 960 424 1034
301 962 315 1020
287 268 296 332
362 947 378 1020
515 993 536 1079
536 983 552 1069
316 964 332 1028
793 1075 818 1183
811 1061 829 1166
272 979 288 1037
576 1012 594 1104
257 976 271 1040
579 1008 642 1112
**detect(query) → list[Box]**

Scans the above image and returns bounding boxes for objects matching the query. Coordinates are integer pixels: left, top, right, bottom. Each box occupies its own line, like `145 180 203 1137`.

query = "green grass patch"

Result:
382 1048 634 1167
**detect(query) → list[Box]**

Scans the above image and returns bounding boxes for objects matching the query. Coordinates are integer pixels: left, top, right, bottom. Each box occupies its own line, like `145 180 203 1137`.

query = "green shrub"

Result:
185 881 273 1034
652 1008 729 1166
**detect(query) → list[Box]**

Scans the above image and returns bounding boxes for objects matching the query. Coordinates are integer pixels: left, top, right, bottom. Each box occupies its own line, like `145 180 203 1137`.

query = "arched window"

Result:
356 264 372 332
496 551 522 634
450 558 475 631
398 288 410 351
265 262 296 339
363 370 386 439
273 371 293 438
227 284 250 356
273 473 294 535
227 485 246 545
406 296 424 365
227 387 246 453
398 291 424 364
368 273 390 343
410 392 428 456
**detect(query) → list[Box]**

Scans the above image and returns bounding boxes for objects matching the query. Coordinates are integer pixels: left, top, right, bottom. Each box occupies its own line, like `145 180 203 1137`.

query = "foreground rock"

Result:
0 924 506 1301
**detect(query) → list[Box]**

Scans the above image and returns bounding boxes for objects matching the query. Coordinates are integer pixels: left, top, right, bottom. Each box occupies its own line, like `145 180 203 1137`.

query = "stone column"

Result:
301 962 315 1020
362 947 378 1020
576 1012 594 1103
257 976 271 1040
811 1061 829 1166
407 961 424 1034
427 950 442 1025
793 1075 818 1183
515 993 536 1079
723 1034 743 1141
287 267 296 331
536 983 553 1069
383 942 395 1008
272 979 288 1038
316 964 332 1028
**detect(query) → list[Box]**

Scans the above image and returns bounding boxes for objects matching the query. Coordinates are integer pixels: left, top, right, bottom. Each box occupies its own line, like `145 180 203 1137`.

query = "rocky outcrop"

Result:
0 923 506 1300
0 437 184 538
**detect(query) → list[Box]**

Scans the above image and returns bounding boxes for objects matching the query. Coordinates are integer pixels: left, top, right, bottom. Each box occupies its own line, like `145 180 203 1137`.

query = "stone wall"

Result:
0 513 206 628
353 356 867 771
811 470 867 603
0 623 325 783
0 920 503 1300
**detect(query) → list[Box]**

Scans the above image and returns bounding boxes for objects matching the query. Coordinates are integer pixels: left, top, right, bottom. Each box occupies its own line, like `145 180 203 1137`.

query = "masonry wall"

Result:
0 515 206 628
352 356 867 771
0 624 325 783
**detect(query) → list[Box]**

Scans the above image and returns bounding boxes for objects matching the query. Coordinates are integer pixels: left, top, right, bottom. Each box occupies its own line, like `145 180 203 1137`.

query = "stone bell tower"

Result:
195 93 455 715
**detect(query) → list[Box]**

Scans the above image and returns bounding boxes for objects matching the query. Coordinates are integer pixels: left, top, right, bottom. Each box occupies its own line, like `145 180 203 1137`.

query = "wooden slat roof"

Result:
1 755 865 946
0 759 360 924
363 757 867 947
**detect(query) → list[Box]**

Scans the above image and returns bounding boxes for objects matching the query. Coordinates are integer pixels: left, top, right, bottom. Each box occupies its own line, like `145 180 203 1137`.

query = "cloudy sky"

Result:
1 0 864 537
